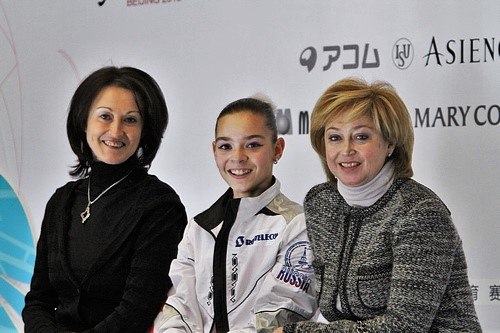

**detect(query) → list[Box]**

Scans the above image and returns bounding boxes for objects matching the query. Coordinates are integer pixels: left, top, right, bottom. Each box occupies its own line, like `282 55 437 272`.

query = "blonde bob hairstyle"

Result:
310 77 414 183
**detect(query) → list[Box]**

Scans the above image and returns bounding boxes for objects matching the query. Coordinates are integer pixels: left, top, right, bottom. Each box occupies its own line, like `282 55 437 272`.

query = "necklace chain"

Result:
80 171 132 223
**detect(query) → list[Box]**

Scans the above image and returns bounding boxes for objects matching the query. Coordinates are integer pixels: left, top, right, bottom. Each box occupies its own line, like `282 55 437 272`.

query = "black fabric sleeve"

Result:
22 193 64 333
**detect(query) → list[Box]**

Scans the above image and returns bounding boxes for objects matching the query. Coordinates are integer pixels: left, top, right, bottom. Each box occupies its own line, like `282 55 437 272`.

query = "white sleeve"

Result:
253 213 317 332
153 220 205 333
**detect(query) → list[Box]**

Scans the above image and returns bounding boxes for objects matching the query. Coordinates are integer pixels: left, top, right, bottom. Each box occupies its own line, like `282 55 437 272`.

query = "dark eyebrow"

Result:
214 136 230 142
125 111 141 116
93 107 140 115
214 134 265 142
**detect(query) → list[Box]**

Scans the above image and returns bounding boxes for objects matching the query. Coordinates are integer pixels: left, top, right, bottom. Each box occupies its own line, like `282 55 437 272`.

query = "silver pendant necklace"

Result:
80 171 132 223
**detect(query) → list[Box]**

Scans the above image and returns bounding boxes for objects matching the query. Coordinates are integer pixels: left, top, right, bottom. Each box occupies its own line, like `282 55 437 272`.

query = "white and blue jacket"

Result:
154 179 316 333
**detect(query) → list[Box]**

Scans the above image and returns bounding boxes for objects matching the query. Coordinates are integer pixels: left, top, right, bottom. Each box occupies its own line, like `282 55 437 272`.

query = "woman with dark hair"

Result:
154 96 316 332
23 66 188 332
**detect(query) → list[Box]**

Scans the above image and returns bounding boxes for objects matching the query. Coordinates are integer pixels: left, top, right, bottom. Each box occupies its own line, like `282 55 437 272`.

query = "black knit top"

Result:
68 158 139 282
23 158 188 332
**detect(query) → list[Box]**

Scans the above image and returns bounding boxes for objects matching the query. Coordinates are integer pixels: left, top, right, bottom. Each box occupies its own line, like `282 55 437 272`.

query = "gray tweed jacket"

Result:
284 178 481 332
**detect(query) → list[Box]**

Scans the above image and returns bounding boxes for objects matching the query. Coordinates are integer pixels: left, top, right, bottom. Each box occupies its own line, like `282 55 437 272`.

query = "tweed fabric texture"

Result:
284 178 481 332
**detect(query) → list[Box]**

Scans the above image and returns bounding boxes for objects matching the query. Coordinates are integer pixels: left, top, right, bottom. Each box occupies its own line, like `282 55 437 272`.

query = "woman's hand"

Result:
273 328 284 333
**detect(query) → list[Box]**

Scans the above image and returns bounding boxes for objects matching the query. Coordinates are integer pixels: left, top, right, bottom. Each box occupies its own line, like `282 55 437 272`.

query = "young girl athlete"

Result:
154 97 317 332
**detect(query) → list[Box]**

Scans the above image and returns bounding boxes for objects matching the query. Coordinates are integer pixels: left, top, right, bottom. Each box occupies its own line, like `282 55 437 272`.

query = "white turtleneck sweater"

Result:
337 160 395 208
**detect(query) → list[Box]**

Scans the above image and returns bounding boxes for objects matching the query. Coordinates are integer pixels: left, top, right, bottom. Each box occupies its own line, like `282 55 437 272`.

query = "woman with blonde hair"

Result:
277 77 481 332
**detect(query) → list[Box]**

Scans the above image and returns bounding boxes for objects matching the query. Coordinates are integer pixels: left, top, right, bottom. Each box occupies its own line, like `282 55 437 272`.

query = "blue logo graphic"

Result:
235 233 278 247
0 175 35 332
285 241 313 273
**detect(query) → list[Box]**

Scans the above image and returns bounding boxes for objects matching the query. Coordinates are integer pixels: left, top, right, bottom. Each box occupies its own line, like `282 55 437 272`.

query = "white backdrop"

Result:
0 0 499 331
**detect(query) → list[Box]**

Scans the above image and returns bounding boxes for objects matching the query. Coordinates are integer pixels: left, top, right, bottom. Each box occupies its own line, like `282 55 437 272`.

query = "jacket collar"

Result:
194 177 281 232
